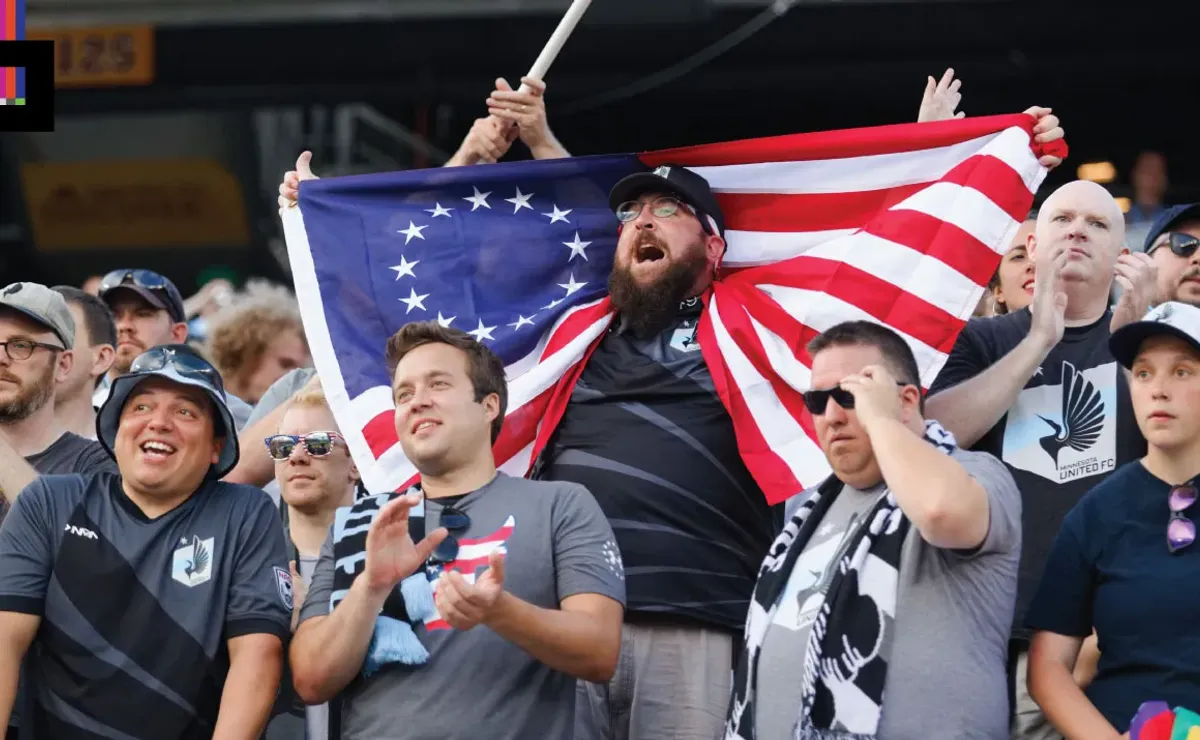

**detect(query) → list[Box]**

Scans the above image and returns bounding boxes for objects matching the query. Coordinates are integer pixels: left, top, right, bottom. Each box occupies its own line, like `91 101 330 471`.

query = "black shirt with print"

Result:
929 307 1146 640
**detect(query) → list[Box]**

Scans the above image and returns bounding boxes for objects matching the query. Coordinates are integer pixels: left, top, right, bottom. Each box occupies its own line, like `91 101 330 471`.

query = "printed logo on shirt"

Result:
670 320 701 353
601 540 625 581
274 566 294 610
63 523 97 539
1002 360 1118 484
172 535 215 588
425 516 515 631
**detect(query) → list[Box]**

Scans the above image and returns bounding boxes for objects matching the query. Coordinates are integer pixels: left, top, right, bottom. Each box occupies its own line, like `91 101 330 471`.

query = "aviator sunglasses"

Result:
1167 483 1198 554
1149 232 1200 260
264 431 346 460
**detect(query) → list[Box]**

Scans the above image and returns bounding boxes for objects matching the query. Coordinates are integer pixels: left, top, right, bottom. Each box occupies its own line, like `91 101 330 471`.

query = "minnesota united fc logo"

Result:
172 535 214 587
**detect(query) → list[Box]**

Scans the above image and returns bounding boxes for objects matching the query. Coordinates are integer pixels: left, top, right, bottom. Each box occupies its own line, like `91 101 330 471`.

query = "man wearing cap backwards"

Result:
0 344 292 739
0 282 117 515
98 269 253 428
1025 301 1200 736
1143 203 1200 308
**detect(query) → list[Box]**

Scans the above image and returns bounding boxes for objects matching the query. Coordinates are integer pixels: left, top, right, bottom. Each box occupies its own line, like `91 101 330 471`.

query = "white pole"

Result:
518 0 594 93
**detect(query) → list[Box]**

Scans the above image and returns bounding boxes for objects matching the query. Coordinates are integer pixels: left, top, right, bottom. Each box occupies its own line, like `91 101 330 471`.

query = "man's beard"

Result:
609 233 708 337
0 363 56 424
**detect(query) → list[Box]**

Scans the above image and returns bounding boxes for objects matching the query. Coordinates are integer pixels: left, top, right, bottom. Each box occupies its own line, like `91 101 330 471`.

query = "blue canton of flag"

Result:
297 155 641 400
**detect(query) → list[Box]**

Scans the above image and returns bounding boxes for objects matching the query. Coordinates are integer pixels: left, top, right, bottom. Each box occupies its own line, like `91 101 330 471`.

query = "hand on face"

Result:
838 364 904 429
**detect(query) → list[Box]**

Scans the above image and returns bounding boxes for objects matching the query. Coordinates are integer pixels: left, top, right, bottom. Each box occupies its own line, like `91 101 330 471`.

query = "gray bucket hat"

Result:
97 344 239 479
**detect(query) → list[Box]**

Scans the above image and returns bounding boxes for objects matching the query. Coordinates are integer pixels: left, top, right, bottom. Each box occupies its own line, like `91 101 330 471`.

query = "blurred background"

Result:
1 0 1196 294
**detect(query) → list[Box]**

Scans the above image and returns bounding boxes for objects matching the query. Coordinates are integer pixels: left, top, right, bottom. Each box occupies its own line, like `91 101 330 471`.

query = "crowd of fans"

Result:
0 66 1196 740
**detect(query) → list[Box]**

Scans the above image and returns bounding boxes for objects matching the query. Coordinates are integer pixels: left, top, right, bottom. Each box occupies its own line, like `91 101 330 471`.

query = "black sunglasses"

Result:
130 346 225 395
1149 232 1200 259
427 506 472 567
802 381 909 415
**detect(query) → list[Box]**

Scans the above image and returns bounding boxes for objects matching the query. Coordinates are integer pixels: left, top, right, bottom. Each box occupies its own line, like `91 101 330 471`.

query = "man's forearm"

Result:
0 656 22 729
0 439 38 506
1029 658 1120 740
866 417 988 549
290 575 390 704
212 639 282 740
485 592 616 683
926 332 1055 447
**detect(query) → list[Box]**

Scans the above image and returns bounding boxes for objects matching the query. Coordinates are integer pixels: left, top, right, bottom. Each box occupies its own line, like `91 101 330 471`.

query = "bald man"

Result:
926 180 1155 740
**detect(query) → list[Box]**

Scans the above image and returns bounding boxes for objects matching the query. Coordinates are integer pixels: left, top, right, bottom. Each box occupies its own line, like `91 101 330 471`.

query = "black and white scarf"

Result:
724 420 958 740
330 488 437 676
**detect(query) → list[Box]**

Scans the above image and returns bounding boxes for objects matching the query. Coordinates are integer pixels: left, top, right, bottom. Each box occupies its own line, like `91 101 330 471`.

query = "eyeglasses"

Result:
615 196 714 235
802 381 909 415
0 339 65 362
265 431 346 460
427 506 471 568
1167 484 1198 553
1149 232 1200 259
130 346 225 394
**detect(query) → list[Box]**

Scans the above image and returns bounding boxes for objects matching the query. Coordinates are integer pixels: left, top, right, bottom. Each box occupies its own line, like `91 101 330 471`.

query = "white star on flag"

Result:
468 318 497 342
425 203 454 218
508 314 535 330
558 274 587 296
398 221 427 244
389 255 419 279
399 288 429 314
563 232 591 262
542 298 564 311
504 187 534 213
542 205 572 224
436 312 456 328
464 187 492 211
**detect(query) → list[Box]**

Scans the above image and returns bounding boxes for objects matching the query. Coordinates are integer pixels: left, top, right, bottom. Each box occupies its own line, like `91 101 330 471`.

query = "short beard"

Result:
0 363 56 424
609 234 708 337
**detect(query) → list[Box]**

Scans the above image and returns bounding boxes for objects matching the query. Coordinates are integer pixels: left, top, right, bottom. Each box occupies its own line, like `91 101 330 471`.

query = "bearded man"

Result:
520 165 782 740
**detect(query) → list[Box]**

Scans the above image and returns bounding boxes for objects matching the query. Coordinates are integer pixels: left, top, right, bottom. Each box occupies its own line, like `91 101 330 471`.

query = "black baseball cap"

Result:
609 164 726 236
1143 203 1200 253
98 269 187 323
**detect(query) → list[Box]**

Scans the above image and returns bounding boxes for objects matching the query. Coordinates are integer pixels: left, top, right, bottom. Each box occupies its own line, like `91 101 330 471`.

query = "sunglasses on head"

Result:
427 505 472 568
1168 484 1198 554
1150 232 1200 259
130 346 225 395
264 431 346 461
802 381 910 415
100 269 172 294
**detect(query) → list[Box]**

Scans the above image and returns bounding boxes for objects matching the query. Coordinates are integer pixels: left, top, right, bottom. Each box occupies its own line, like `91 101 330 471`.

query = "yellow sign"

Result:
27 25 155 88
21 158 251 251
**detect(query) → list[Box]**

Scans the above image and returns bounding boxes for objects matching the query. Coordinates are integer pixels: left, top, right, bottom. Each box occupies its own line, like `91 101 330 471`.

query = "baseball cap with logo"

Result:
1109 301 1200 369
609 164 726 236
0 282 76 349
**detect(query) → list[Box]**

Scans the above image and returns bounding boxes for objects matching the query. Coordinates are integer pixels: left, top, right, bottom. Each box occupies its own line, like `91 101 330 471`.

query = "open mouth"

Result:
1022 279 1035 291
140 440 177 460
634 243 666 263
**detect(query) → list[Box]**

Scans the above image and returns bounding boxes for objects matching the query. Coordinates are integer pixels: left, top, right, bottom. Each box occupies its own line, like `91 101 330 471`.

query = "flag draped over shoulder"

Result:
282 114 1055 504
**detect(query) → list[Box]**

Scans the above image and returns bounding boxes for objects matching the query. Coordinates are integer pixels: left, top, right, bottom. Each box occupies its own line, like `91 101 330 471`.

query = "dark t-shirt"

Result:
1024 462 1200 732
0 473 291 739
929 308 1146 638
24 432 117 478
536 301 781 633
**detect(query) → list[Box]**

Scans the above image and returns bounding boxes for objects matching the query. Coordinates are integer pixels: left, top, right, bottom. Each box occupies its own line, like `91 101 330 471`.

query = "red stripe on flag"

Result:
864 211 1000 288
939 153 1038 222
716 184 926 233
363 409 398 459
639 114 1034 167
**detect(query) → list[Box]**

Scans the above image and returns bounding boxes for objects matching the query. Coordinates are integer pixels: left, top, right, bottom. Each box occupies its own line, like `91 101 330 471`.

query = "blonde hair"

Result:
205 280 307 392
289 381 326 410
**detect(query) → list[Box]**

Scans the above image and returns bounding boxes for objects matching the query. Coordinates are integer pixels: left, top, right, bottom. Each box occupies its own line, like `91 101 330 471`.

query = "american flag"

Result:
282 113 1057 504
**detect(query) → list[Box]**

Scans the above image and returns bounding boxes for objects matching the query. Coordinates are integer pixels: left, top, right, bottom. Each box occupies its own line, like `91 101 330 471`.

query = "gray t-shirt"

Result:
755 449 1021 740
299 473 626 740
25 432 117 477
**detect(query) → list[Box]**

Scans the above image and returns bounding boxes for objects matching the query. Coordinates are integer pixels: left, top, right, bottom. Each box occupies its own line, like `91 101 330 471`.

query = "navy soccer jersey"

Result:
0 472 291 739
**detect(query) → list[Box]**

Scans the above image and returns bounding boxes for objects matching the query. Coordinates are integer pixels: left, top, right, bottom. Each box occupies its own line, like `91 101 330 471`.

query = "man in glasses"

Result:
264 381 356 740
0 343 292 739
1144 203 1200 308
97 269 253 430
1026 301 1200 736
0 283 117 514
290 322 625 740
725 320 1020 740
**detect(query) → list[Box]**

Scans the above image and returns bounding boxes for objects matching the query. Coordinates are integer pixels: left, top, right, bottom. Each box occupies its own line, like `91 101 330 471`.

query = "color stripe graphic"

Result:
1 0 26 105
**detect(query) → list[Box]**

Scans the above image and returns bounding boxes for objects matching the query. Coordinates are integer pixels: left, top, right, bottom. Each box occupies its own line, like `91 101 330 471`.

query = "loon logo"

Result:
1002 360 1117 483
64 523 97 539
653 165 672 179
